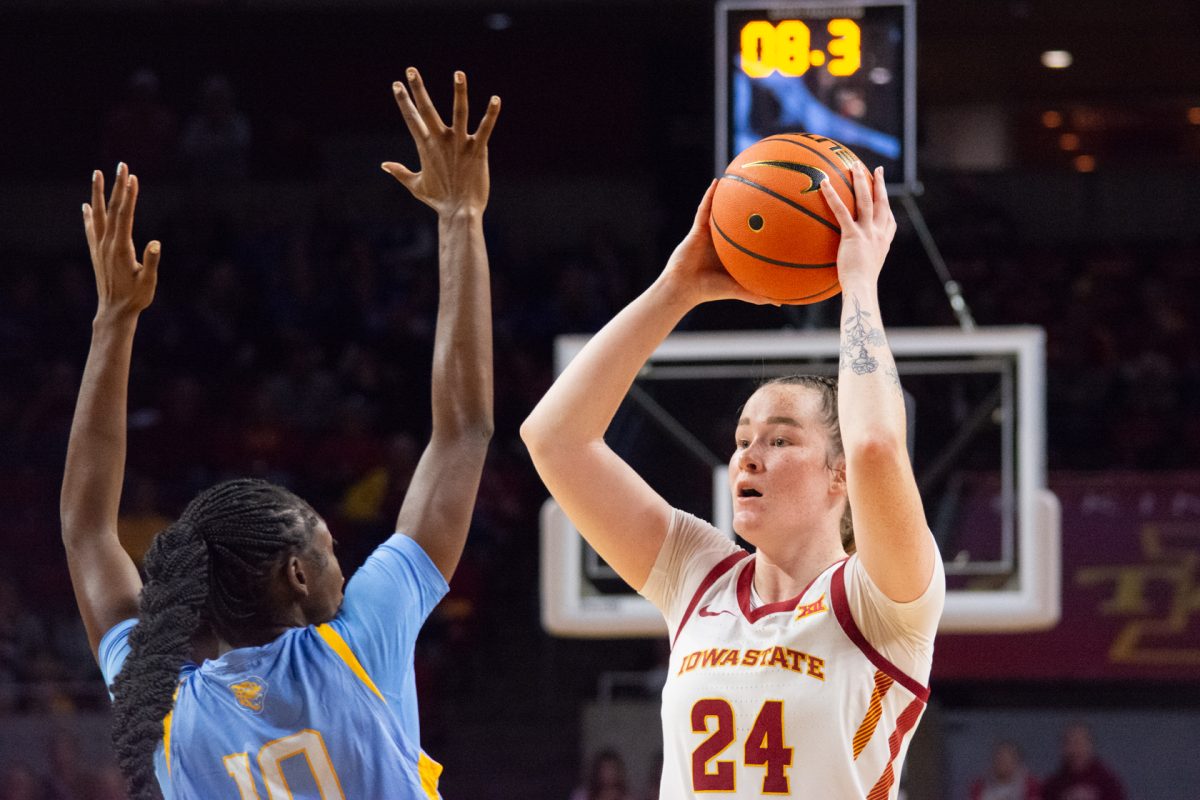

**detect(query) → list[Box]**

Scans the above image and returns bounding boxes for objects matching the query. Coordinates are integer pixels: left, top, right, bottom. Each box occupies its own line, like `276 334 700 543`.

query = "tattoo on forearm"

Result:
839 296 886 376
885 366 902 392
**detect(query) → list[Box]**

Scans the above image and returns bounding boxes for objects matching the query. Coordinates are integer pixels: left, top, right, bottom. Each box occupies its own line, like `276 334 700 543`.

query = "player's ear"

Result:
284 555 310 598
828 455 847 494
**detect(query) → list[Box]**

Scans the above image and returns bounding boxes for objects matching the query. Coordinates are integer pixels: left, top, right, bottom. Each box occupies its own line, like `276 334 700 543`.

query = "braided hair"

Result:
760 375 855 553
111 479 319 800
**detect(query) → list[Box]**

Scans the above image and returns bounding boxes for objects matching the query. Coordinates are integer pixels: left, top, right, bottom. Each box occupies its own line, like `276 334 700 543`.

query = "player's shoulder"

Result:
662 509 747 589
353 532 447 587
668 507 742 554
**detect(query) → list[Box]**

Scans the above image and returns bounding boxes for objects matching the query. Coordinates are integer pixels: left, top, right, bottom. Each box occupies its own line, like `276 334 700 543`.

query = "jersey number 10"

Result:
692 698 792 793
223 729 345 799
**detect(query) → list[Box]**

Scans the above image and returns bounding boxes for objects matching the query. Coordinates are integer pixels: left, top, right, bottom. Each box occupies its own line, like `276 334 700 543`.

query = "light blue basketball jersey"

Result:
100 533 449 799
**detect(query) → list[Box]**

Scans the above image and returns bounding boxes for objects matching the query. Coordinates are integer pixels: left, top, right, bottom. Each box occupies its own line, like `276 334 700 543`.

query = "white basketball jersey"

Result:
644 511 941 799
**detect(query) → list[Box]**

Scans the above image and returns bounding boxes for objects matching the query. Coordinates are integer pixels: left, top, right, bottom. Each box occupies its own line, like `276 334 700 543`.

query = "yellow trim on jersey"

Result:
418 751 443 800
852 671 895 760
163 685 181 775
315 623 386 703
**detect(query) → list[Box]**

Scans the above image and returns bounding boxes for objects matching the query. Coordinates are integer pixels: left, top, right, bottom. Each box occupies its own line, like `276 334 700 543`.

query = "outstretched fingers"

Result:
108 162 129 229
473 95 501 146
89 170 107 241
392 80 430 141
117 174 140 243
142 241 162 280
406 67 446 135
451 71 468 137
380 160 417 190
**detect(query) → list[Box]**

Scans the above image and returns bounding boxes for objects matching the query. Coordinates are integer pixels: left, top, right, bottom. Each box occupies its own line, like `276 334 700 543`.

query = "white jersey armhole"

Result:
843 536 946 685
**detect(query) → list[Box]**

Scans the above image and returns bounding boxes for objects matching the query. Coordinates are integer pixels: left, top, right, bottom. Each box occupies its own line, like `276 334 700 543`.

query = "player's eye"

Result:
772 437 788 447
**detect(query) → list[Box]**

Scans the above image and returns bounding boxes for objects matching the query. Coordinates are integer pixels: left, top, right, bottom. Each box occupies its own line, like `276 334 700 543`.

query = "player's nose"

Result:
737 444 761 472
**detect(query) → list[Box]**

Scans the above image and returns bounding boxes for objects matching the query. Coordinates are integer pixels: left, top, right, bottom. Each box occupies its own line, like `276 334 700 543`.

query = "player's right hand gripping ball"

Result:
710 133 862 303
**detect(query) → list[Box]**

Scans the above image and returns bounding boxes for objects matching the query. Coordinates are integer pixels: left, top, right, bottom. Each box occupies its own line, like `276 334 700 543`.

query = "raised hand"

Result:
818 162 897 288
64 162 161 659
82 163 161 320
661 180 775 307
382 68 501 217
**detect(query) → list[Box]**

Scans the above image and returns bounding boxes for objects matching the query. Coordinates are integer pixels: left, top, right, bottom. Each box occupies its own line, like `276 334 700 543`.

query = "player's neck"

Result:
752 532 846 604
218 629 282 654
218 609 310 653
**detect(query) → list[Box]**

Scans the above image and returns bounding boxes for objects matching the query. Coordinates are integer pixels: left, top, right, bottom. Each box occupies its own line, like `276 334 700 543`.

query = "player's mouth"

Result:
736 486 763 499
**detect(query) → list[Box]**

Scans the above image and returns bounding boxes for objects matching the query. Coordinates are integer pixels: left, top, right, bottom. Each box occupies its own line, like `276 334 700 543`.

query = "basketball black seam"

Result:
761 136 856 193
720 173 841 234
776 281 841 302
711 216 838 270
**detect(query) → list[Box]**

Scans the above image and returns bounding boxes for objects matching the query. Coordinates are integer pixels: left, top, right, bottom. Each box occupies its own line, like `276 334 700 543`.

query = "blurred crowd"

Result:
0 729 126 800
968 723 1126 800
568 749 658 800
97 68 298 187
948 242 1200 471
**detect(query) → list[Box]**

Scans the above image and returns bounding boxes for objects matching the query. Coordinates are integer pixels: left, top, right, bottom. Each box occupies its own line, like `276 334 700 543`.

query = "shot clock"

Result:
715 0 916 192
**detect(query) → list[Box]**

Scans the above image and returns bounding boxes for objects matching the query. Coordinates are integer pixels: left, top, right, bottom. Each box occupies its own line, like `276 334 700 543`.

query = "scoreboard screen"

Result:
716 0 916 191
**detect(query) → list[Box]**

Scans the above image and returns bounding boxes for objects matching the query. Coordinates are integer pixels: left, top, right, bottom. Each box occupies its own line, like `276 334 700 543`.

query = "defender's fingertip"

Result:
455 71 465 84
148 242 161 255
406 67 417 80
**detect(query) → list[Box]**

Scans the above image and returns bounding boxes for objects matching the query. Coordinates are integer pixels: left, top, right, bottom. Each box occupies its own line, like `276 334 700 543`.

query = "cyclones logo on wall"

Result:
936 472 1200 681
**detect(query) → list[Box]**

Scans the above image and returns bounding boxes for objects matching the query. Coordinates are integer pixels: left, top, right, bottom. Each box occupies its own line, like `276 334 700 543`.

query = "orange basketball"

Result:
710 133 861 303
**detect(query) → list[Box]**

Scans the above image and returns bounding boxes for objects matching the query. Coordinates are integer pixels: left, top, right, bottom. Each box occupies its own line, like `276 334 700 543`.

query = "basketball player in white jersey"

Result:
522 163 944 799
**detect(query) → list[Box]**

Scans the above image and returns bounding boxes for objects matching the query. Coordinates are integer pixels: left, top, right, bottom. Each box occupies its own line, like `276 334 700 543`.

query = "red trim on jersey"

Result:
866 697 926 800
829 561 931 702
671 550 751 649
736 556 846 624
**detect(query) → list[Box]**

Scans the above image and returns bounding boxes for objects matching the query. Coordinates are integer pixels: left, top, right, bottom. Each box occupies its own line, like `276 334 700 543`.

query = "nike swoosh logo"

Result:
742 160 828 193
698 605 735 618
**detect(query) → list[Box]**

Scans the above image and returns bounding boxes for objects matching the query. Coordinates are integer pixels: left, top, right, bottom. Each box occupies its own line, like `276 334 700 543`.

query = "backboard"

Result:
541 327 1060 636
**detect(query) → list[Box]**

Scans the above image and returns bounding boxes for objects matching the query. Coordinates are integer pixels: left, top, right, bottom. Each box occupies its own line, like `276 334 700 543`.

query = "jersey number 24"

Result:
692 698 792 794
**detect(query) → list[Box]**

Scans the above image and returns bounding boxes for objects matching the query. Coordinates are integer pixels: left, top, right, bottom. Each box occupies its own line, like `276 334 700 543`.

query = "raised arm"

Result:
521 184 767 591
61 164 162 659
820 164 937 602
383 69 498 581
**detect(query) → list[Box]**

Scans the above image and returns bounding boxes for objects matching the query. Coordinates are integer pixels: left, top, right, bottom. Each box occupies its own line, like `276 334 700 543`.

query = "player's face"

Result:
728 384 844 545
300 520 345 623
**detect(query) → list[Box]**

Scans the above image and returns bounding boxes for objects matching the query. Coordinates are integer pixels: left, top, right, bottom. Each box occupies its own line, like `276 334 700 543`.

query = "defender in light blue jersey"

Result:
98 532 447 799
61 68 500 799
